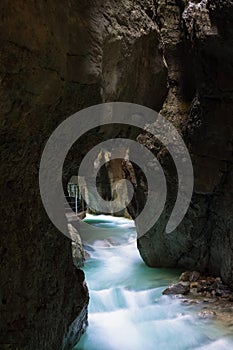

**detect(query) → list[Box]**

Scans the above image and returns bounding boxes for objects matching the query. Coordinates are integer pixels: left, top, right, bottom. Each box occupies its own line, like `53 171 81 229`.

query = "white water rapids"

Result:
74 214 233 350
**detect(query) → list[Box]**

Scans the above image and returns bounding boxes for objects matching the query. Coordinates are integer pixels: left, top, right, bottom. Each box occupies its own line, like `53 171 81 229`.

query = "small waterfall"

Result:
74 215 233 350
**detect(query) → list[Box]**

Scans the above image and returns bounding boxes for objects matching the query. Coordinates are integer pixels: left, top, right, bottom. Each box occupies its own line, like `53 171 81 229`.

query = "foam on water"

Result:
74 215 233 350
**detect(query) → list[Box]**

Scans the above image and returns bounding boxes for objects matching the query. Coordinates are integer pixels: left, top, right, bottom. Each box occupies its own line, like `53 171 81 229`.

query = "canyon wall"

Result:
0 1 166 349
132 0 233 288
1 0 233 349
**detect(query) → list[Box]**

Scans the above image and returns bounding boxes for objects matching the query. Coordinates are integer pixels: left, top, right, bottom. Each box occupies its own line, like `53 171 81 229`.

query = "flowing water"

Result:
74 214 233 350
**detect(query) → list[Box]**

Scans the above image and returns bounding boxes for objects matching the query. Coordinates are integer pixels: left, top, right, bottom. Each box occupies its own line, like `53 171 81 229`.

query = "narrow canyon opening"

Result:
1 1 233 349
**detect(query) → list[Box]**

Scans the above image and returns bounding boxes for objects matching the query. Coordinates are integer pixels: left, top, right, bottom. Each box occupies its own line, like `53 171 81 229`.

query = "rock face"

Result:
130 1 233 288
0 2 92 349
0 1 166 349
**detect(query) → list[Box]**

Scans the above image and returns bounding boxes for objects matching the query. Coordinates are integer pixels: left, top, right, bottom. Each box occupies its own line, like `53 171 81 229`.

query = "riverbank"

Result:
163 270 233 335
163 271 233 300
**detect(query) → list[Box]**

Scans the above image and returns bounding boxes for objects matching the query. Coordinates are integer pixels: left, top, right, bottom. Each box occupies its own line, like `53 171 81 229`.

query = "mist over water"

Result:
74 215 233 350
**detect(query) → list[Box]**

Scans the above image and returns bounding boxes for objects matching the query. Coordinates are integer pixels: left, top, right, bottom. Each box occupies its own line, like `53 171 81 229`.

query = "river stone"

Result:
198 310 216 319
163 282 190 296
179 271 201 283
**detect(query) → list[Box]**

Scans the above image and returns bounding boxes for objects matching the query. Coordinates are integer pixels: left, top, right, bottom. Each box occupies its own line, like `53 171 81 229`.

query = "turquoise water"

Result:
74 215 233 350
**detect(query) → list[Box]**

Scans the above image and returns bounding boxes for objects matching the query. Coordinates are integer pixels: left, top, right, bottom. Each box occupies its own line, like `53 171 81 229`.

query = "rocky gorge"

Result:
1 0 233 349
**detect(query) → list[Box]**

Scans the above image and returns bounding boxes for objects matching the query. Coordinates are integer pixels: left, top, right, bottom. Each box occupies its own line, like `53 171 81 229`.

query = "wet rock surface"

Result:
163 271 233 330
163 271 233 300
163 282 190 296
